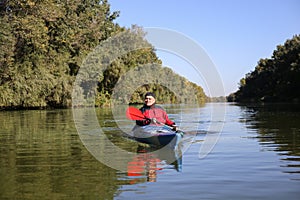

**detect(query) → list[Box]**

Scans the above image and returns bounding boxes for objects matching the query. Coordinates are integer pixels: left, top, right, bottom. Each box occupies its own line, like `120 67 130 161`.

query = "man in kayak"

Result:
136 92 178 131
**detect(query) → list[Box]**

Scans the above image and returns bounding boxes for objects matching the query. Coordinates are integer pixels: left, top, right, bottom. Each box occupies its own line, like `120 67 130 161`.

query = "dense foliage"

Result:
228 35 300 102
0 0 207 109
0 0 120 108
111 63 206 105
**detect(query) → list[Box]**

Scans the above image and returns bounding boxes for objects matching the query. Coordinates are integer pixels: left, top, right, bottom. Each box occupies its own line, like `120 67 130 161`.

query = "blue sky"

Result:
109 0 300 96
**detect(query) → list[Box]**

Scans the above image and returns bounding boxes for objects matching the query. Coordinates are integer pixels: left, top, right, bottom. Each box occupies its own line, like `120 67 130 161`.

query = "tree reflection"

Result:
0 109 121 199
240 103 300 174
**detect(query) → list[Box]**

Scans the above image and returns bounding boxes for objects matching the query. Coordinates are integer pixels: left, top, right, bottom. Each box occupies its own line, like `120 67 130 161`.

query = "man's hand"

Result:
151 118 157 124
171 125 178 131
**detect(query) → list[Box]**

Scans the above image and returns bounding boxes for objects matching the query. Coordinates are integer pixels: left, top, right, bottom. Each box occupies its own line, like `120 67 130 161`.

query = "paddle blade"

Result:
126 107 146 120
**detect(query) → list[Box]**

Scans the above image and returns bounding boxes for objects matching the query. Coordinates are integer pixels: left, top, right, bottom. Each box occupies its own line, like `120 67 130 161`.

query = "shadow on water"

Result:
238 103 300 175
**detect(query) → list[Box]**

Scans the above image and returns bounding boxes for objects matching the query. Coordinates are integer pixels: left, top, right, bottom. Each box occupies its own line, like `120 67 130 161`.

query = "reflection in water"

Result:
240 103 300 175
1 104 300 199
0 108 185 199
0 110 121 199
127 145 183 183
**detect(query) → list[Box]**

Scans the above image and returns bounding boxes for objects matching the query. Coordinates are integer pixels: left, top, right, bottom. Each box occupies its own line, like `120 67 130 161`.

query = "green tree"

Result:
233 34 300 102
110 63 207 105
0 1 207 109
0 0 120 108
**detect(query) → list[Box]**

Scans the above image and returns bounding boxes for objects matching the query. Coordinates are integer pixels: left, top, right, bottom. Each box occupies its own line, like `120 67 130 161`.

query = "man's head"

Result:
144 92 156 107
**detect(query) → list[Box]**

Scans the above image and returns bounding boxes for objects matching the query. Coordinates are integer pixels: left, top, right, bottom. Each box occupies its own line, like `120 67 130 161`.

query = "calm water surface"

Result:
0 103 299 200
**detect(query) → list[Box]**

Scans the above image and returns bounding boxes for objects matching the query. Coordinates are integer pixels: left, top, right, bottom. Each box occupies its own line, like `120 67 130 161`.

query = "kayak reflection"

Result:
127 145 183 183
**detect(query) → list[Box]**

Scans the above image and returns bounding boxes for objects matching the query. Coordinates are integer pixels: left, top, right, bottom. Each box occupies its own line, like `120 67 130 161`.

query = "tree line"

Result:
228 35 300 103
0 0 206 109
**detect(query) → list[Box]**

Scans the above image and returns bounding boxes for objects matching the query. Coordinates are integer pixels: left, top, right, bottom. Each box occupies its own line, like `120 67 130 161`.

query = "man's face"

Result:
144 96 155 106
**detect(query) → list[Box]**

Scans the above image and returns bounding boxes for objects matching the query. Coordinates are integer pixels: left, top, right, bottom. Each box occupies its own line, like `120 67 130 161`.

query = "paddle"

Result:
126 106 148 121
126 106 181 132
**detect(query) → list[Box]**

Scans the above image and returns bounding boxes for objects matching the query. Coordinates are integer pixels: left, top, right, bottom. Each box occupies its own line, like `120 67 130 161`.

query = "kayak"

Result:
132 125 184 148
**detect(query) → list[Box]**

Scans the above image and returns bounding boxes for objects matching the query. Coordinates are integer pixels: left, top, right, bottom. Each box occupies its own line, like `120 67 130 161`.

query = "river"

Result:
0 103 299 199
